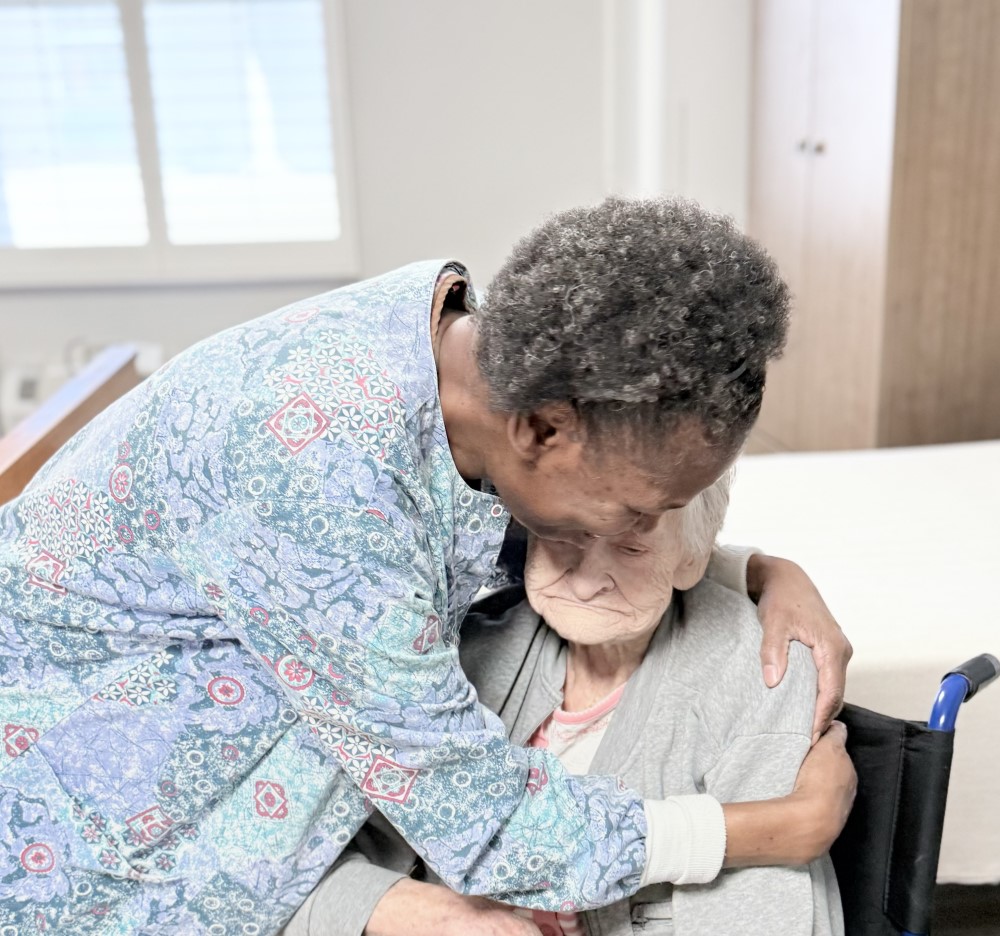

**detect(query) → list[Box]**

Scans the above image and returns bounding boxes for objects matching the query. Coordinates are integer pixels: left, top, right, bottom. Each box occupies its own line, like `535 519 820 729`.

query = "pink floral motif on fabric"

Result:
265 392 330 455
254 780 289 819
274 654 315 690
108 463 134 503
360 755 418 804
25 551 67 594
207 676 246 706
526 764 549 796
4 723 39 757
126 805 174 846
20 843 55 874
411 615 441 654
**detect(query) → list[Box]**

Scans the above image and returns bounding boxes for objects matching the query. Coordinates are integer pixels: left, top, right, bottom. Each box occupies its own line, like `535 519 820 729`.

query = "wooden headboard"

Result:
0 345 141 506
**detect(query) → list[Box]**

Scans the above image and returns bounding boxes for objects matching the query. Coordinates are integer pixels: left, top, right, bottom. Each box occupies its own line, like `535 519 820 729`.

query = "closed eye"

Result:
615 545 647 557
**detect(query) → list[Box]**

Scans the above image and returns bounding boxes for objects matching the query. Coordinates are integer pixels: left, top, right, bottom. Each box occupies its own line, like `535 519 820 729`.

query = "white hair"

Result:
679 466 734 559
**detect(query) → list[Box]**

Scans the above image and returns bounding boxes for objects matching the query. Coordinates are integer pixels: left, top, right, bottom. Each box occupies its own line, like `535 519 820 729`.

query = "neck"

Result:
563 631 654 712
436 314 504 482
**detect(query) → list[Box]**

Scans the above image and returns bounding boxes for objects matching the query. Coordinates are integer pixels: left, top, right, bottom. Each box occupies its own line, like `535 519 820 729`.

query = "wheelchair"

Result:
491 533 999 934
831 653 1000 936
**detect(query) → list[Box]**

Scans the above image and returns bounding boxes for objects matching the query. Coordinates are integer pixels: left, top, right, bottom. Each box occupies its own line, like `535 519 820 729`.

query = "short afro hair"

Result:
474 196 790 456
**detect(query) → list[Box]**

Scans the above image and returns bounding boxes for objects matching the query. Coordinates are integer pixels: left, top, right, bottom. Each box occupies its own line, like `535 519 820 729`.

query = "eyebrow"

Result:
630 498 686 517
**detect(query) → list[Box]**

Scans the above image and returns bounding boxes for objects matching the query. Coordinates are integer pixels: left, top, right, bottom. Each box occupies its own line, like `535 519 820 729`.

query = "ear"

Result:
506 402 585 464
674 551 711 591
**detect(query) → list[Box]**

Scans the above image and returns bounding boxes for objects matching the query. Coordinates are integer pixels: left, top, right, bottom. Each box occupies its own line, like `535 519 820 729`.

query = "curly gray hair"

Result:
474 196 790 458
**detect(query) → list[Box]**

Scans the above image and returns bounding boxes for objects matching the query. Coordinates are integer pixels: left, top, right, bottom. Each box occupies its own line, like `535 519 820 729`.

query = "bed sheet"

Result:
721 440 1000 884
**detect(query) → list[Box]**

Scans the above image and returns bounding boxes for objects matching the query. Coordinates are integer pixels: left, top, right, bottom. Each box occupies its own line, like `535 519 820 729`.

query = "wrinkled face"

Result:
492 419 730 544
524 508 706 646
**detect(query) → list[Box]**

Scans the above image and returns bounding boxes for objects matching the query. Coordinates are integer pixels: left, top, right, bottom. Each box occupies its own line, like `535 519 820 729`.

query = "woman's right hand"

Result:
365 878 542 936
785 720 857 859
722 721 856 868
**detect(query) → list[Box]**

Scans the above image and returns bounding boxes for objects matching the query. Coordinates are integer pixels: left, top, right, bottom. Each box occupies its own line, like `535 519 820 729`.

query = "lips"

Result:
544 594 628 615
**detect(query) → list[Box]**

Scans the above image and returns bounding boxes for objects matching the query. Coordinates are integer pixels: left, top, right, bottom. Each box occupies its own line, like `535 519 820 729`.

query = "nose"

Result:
566 546 614 602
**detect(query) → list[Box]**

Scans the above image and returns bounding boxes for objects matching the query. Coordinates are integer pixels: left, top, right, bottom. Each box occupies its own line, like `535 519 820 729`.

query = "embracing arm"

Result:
282 843 542 936
722 722 855 868
747 554 853 743
284 599 851 936
194 498 647 912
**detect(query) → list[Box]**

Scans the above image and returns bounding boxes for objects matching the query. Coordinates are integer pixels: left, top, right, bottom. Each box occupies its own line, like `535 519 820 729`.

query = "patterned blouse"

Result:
0 262 646 935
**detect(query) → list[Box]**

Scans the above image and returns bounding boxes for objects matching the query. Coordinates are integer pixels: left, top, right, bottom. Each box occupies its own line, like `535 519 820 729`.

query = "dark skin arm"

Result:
723 721 856 867
749 554 853 744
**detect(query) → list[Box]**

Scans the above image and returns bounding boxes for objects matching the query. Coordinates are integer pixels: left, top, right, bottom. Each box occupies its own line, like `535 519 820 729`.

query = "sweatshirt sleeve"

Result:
671 640 842 936
190 497 647 913
704 544 762 597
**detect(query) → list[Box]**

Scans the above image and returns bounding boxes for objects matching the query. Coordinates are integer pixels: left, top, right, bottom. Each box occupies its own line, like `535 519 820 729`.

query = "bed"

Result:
721 441 1000 884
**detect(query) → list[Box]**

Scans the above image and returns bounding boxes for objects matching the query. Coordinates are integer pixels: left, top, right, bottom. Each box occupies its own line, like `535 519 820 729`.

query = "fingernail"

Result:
763 664 779 687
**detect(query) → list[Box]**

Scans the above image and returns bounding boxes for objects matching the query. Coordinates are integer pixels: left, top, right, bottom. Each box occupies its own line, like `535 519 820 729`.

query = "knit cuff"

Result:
640 794 727 887
706 544 763 598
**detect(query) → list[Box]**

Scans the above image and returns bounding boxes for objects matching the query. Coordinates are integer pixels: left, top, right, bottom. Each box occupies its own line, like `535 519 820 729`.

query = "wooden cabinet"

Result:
748 0 1000 451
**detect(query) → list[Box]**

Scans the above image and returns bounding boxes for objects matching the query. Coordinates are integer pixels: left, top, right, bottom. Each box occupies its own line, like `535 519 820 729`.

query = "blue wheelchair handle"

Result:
903 655 1000 936
928 653 1000 733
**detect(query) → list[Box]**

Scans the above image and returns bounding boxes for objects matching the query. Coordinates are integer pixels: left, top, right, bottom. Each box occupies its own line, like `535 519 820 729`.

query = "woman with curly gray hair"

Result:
0 196 852 936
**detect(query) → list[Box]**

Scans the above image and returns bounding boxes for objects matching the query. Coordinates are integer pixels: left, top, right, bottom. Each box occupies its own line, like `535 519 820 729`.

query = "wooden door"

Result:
879 0 1000 445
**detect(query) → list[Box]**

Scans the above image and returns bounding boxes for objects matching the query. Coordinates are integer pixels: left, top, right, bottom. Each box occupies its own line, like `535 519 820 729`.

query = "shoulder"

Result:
669 578 763 670
672 580 816 734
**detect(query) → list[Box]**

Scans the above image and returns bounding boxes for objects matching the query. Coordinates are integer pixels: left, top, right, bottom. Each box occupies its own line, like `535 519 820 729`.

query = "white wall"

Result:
0 0 751 381
663 0 753 226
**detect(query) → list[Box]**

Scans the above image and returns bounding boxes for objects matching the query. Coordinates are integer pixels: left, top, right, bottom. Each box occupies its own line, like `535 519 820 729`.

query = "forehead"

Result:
615 505 686 547
594 444 728 515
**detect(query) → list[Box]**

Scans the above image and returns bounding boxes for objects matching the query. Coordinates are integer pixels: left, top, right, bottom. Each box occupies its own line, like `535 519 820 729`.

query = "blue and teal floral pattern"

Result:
0 262 646 933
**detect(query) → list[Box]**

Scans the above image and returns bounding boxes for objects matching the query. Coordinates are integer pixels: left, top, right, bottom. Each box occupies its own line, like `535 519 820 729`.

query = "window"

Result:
0 0 357 286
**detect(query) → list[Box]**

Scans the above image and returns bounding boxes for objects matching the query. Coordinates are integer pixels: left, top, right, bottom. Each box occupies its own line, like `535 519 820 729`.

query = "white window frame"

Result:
0 0 360 289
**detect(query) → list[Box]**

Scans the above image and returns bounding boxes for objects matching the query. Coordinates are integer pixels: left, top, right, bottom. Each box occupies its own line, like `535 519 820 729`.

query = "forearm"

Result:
283 846 409 936
364 879 462 936
722 793 843 869
364 878 540 936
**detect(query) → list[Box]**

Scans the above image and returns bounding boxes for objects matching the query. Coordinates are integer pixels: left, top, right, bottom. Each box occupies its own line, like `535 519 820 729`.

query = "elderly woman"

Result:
292 471 847 936
0 197 852 934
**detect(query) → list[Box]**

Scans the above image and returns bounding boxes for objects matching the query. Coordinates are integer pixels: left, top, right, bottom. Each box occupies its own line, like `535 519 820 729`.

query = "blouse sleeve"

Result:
704 544 762 597
188 496 649 912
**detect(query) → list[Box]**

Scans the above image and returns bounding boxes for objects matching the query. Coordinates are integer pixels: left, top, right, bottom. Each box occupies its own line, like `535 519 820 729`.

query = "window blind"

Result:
144 0 340 245
0 1 148 248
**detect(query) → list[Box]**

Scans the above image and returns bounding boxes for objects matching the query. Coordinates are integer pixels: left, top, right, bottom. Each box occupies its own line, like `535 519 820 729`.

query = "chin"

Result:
538 602 629 644
546 620 613 645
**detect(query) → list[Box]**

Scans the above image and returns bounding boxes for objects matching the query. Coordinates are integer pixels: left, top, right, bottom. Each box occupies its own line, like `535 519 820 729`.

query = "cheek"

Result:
619 562 676 612
524 549 568 597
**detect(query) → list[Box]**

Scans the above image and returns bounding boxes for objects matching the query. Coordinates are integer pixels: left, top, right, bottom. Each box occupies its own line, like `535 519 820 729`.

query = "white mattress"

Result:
720 441 1000 884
